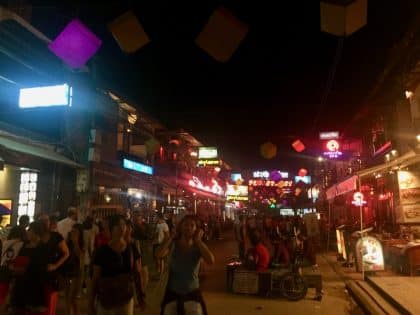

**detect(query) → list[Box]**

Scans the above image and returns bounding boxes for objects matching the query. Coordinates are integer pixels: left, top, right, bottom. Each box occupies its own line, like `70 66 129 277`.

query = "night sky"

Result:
28 0 419 170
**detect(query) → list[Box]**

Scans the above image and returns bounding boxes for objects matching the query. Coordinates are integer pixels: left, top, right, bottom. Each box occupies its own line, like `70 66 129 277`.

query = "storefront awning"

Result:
326 150 420 201
0 135 83 168
326 175 358 201
356 150 420 178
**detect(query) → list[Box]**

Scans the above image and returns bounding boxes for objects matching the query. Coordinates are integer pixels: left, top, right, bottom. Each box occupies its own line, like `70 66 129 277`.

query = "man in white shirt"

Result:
57 207 78 240
154 213 169 278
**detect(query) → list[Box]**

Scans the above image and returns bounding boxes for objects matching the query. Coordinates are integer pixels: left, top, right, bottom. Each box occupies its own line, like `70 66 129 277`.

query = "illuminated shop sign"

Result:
248 179 293 187
323 139 342 159
197 159 220 166
19 84 72 108
19 172 38 222
253 170 289 179
188 176 224 196
231 173 243 183
355 236 384 272
352 192 366 207
198 147 218 159
319 131 339 140
122 158 153 175
226 185 248 201
295 176 311 184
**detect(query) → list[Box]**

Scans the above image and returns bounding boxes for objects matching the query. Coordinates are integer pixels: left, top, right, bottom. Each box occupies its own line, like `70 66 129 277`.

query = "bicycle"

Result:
279 249 308 301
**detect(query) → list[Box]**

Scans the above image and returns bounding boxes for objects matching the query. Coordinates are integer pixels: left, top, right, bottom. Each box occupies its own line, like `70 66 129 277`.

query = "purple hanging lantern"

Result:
270 170 283 182
48 19 102 69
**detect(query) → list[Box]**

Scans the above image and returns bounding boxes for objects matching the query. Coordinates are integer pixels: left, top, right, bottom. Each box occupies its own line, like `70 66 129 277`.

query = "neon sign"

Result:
123 158 153 175
226 185 248 201
352 192 366 206
188 176 224 196
197 159 220 166
198 147 218 159
253 170 289 179
295 176 311 184
323 140 342 159
319 131 339 140
248 180 293 187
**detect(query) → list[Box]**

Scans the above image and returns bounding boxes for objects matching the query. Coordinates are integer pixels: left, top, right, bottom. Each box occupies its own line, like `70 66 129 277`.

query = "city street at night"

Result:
0 1 420 315
55 230 354 315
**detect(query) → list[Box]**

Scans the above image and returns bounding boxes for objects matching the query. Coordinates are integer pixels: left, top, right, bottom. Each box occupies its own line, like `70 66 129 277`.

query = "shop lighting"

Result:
104 194 111 203
19 84 72 108
317 156 324 162
188 176 224 195
406 90 414 99
391 150 397 156
127 113 137 125
18 171 37 221
416 135 420 142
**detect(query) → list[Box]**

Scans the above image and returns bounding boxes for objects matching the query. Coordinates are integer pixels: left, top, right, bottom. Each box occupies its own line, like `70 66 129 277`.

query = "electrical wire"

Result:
312 36 345 134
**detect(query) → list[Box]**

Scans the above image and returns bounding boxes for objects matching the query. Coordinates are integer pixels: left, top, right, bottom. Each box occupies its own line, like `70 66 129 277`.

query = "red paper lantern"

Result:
292 139 305 152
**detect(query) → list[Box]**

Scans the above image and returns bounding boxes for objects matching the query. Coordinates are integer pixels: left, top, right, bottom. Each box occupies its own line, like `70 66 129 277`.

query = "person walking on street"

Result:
154 214 169 279
63 223 85 315
8 215 29 243
6 221 49 315
57 208 78 241
234 215 247 260
125 220 146 309
38 213 70 315
133 215 153 290
156 215 215 315
88 215 141 315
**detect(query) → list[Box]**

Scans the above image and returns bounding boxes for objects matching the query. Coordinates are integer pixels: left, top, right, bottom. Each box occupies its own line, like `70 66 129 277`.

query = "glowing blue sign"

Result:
122 158 153 175
295 176 311 184
19 84 72 108
231 173 243 182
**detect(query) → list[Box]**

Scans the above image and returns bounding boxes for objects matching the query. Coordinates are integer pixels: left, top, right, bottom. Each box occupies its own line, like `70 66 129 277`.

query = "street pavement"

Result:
57 230 356 315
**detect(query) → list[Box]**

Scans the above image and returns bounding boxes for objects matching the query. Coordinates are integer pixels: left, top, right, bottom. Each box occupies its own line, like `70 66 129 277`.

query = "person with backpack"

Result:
88 215 142 315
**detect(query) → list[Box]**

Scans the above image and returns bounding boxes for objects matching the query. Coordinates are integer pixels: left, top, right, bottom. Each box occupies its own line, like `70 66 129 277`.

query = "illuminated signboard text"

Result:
123 158 153 175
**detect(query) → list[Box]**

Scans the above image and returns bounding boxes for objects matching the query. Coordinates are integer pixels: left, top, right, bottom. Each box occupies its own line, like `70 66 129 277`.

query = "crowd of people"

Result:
0 208 215 315
234 214 319 273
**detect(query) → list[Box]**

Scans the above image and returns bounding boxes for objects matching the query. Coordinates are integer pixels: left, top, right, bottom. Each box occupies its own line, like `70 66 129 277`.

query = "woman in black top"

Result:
8 221 49 314
89 215 141 315
125 220 146 309
38 213 70 315
63 224 85 315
